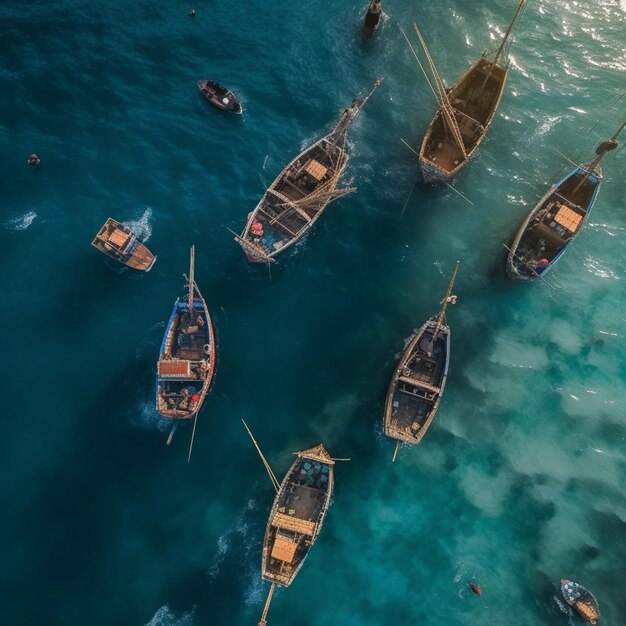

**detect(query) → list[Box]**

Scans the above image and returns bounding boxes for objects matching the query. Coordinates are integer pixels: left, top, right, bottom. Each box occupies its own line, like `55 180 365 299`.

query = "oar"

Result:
187 412 199 464
258 582 276 626
392 441 400 463
166 421 178 446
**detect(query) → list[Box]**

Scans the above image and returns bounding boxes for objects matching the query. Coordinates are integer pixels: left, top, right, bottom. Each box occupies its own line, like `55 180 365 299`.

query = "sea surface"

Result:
1 1 625 625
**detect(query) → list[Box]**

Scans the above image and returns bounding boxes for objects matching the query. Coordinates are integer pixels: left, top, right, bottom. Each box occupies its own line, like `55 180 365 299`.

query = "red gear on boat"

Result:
251 222 263 236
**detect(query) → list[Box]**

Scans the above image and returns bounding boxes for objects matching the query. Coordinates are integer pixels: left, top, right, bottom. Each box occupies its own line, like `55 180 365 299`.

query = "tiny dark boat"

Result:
197 80 243 114
91 217 156 271
384 262 459 460
156 246 215 453
235 79 382 263
402 0 525 183
506 121 625 280
560 579 600 624
363 0 382 40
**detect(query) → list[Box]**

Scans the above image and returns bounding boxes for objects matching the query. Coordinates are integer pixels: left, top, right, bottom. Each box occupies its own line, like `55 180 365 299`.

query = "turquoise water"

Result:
1 1 625 625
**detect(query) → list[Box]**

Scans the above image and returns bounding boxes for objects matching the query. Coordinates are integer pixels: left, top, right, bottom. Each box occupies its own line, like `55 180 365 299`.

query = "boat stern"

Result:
420 159 450 185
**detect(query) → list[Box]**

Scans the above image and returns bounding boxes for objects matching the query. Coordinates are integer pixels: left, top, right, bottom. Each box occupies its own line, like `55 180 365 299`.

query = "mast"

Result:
428 261 460 356
572 120 625 194
413 25 467 159
188 245 195 313
481 0 525 88
330 78 383 142
242 419 281 493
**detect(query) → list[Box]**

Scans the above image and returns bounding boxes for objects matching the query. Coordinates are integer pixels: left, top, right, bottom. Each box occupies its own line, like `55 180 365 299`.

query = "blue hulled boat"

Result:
506 121 625 280
156 246 215 455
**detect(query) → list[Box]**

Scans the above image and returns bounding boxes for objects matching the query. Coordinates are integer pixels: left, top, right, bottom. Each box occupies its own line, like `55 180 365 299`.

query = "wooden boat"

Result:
402 1 525 184
261 444 334 588
235 79 383 263
560 579 600 624
506 121 625 280
362 0 382 40
156 246 215 456
91 217 156 271
197 80 243 114
242 422 343 625
384 262 459 461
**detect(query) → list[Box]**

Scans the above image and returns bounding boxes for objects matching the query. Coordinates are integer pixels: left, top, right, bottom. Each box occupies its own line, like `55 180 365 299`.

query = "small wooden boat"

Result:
506 121 625 280
91 217 156 271
402 1 525 183
242 422 343 625
235 79 383 263
362 0 382 40
197 80 243 114
560 579 600 624
156 246 215 456
384 262 459 461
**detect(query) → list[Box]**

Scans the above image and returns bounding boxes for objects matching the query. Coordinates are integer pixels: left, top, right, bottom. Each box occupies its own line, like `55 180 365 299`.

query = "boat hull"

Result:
236 134 350 263
560 579 600 624
506 166 601 280
198 80 243 114
261 445 334 587
91 218 156 271
156 298 215 420
384 319 450 445
419 57 507 183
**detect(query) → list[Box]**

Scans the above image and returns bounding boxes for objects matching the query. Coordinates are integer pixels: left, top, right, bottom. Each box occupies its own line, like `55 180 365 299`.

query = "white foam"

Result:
207 499 256 580
144 605 195 626
124 207 153 242
4 210 37 231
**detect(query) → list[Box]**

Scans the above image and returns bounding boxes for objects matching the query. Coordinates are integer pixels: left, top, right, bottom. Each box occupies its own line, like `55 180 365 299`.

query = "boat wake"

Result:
207 499 257 580
132 399 171 433
124 207 153 242
4 210 37 231
143 605 195 626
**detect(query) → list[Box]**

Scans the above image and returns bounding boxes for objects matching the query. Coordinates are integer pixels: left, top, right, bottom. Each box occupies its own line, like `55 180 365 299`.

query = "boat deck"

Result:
264 458 331 585
388 328 447 442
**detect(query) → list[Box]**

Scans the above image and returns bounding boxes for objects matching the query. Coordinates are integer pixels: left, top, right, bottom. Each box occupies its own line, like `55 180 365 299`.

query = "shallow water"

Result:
0 1 625 625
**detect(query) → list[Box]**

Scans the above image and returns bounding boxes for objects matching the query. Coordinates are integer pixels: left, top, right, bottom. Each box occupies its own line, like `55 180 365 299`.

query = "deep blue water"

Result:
1 1 625 625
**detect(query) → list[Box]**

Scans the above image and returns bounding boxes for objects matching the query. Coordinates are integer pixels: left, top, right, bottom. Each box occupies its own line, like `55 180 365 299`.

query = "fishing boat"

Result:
560 579 600 624
401 0 525 184
384 262 459 461
506 121 625 280
197 80 243 114
362 0 382 40
156 246 215 457
91 217 156 271
235 79 383 263
242 422 344 626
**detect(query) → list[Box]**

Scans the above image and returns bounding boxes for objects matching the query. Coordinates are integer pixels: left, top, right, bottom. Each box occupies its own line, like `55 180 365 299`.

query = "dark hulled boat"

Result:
91 217 156 271
384 262 459 460
198 80 243 114
506 121 625 280
560 579 600 624
235 79 382 263
156 246 215 450
261 444 334 587
363 0 382 40
404 1 525 184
